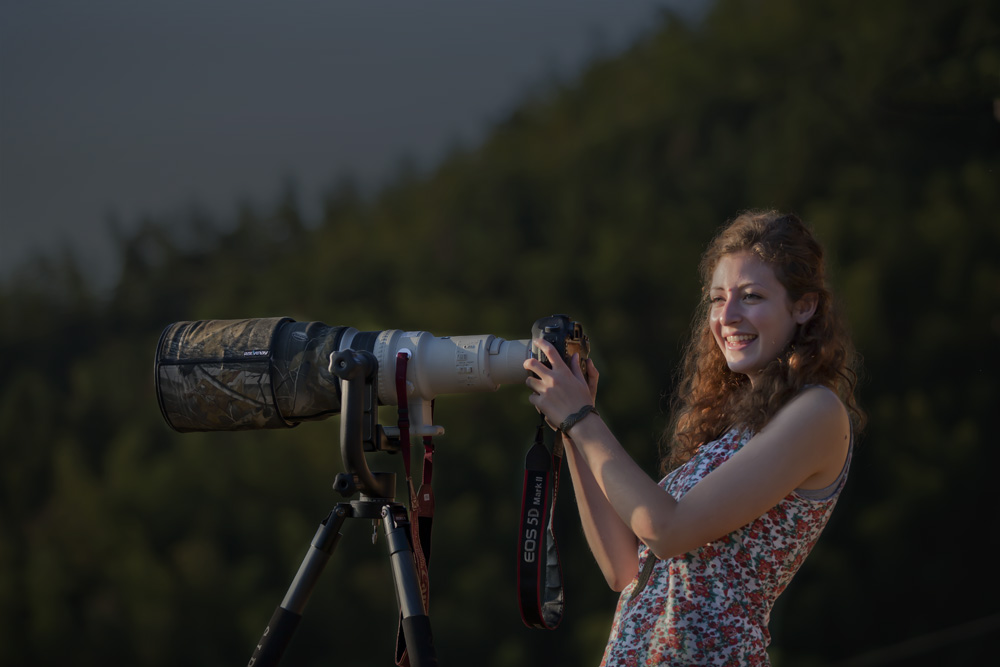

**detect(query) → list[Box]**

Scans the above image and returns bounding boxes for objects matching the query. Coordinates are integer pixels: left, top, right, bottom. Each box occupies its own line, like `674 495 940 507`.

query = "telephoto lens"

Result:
154 318 535 433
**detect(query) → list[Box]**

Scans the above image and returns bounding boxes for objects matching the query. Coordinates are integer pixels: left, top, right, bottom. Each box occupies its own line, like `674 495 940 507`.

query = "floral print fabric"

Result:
600 426 850 666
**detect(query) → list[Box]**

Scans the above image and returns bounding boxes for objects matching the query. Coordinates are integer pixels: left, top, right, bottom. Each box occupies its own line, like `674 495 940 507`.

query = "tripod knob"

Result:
333 473 358 497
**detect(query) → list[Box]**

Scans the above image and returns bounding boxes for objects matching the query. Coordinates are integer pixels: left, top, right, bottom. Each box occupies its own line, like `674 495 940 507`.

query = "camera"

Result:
531 314 590 376
154 315 587 435
154 314 589 659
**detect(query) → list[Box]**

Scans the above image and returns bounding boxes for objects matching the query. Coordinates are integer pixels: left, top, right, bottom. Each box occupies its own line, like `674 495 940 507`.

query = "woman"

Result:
524 211 864 665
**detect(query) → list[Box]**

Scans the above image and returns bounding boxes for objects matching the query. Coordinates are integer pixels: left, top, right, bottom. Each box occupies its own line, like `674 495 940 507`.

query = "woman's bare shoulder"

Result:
773 385 851 488
780 385 849 427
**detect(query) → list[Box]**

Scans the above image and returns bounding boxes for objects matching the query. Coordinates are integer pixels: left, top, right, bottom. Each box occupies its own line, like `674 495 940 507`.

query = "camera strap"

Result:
393 352 435 667
517 418 565 630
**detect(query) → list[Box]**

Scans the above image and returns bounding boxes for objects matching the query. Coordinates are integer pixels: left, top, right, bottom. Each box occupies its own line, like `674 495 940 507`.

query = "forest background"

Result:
2 0 998 665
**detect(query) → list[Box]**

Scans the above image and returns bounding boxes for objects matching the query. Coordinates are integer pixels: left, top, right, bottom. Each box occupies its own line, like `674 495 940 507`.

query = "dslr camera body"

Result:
530 314 590 377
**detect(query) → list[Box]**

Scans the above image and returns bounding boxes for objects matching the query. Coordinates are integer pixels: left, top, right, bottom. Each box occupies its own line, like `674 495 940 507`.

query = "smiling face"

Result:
708 252 817 386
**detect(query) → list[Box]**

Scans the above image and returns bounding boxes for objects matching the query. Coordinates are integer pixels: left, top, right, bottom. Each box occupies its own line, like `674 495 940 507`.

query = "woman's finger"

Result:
587 359 600 401
533 337 570 372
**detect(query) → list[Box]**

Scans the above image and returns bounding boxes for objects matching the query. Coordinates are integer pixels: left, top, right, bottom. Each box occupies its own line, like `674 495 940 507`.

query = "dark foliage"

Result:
2 0 997 664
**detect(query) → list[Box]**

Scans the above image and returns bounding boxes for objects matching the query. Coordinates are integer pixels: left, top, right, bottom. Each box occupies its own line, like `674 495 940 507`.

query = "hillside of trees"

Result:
2 0 998 664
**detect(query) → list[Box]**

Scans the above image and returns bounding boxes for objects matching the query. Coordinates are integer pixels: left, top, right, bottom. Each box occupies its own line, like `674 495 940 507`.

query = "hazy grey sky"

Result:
1 0 703 288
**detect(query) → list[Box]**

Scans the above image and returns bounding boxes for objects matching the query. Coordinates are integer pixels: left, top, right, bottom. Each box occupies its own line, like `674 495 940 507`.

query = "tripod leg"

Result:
382 504 439 667
248 505 348 667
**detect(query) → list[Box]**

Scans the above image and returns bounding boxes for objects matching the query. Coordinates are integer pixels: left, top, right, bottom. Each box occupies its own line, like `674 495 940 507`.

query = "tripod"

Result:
248 349 437 667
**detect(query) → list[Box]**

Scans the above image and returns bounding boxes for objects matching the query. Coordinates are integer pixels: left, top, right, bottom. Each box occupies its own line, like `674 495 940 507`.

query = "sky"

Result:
0 0 706 290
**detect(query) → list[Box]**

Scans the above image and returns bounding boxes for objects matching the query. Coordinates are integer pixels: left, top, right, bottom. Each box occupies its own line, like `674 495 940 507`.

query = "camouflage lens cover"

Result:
155 318 294 432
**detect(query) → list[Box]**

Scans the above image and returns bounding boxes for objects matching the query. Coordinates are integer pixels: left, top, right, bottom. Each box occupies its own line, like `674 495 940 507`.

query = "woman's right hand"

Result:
524 339 599 430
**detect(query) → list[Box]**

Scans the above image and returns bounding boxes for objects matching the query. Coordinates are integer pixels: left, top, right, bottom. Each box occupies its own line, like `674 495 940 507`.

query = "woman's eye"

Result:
743 292 762 302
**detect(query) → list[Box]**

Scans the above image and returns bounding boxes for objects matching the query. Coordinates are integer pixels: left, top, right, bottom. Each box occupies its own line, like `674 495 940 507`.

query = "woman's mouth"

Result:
725 334 757 347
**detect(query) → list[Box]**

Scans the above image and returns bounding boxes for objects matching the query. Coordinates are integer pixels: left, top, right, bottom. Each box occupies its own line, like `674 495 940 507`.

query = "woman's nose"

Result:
720 299 742 324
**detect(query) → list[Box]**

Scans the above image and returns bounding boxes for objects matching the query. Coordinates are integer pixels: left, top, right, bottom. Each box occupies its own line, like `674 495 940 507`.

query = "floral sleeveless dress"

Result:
600 426 851 666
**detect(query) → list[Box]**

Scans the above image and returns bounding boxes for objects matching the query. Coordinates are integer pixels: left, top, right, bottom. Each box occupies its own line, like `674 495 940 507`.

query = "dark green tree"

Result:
1 0 997 664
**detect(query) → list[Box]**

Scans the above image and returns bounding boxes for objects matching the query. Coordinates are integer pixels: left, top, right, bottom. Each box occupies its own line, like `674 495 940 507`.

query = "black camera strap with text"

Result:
517 419 565 630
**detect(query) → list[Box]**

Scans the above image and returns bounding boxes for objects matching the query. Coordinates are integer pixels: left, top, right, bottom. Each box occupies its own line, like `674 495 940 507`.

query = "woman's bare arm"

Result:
526 339 850 561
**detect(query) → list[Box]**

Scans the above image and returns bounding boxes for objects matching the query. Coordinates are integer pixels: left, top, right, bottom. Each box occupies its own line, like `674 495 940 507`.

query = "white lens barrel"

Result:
335 328 531 437
368 330 530 405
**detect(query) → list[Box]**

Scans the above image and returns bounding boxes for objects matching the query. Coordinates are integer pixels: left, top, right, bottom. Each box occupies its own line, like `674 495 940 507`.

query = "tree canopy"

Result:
2 0 998 664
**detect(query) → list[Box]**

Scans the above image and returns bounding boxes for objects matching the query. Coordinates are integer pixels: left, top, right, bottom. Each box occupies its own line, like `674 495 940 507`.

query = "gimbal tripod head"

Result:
327 347 395 501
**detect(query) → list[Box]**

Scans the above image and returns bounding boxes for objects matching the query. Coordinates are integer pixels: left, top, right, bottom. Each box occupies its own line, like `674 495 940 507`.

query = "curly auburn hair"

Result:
662 210 865 473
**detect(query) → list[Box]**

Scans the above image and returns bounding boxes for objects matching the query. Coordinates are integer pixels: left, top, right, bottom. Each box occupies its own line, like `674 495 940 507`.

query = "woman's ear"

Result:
793 293 819 324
